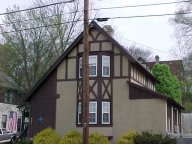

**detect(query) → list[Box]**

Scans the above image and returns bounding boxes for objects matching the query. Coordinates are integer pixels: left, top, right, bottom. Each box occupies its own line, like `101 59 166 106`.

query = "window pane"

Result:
78 103 81 113
89 56 97 65
89 113 96 123
102 102 110 124
89 102 96 112
79 58 82 78
89 56 97 76
103 113 109 123
102 56 110 76
78 102 81 124
89 66 96 76
103 66 109 76
89 102 97 124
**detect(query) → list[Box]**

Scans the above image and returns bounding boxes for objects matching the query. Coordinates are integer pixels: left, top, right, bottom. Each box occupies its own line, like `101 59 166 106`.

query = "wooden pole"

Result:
82 0 89 143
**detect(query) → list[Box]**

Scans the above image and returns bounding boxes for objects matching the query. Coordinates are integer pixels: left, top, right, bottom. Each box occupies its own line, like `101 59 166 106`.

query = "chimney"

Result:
155 55 159 64
103 25 114 36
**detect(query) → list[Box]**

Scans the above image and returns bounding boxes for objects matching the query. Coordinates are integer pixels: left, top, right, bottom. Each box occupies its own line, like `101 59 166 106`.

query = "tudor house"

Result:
24 21 184 143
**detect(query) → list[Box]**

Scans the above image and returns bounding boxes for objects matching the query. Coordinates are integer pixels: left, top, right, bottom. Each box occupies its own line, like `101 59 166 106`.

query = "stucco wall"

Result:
56 81 77 135
112 78 167 143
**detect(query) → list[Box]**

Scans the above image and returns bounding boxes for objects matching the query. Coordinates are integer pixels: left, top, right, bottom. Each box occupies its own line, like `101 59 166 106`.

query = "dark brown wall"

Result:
0 91 4 103
28 70 57 137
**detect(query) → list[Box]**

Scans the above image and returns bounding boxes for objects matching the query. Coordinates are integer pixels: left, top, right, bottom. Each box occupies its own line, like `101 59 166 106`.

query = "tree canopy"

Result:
152 64 182 104
127 44 153 62
0 0 85 94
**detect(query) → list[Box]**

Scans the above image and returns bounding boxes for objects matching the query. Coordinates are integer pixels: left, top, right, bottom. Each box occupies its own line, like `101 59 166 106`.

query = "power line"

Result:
114 34 175 56
0 0 189 26
1 11 192 34
1 20 81 34
96 11 192 21
0 0 189 27
0 0 74 16
92 0 191 11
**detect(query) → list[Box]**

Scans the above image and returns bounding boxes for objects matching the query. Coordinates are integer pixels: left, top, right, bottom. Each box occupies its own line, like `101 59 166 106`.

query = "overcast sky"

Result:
0 0 181 61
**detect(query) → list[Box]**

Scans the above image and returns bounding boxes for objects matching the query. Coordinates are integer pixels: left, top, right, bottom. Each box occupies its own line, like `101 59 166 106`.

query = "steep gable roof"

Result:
24 20 158 101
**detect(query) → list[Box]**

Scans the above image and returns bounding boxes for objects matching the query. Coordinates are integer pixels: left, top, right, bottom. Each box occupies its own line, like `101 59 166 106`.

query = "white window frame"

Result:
89 55 97 77
78 102 81 124
102 56 110 77
102 102 110 124
79 58 83 78
79 56 97 78
89 102 97 124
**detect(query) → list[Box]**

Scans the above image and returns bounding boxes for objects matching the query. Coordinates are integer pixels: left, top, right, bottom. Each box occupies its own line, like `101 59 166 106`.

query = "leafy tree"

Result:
0 0 85 94
152 64 182 104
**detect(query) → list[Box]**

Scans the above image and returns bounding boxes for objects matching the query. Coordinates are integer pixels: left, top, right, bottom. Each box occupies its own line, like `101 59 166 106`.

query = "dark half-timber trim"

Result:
128 82 184 110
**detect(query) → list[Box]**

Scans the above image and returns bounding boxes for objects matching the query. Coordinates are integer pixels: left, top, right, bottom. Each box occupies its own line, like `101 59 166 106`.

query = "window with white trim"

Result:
102 102 110 124
79 58 83 78
78 102 82 124
89 56 97 76
79 56 97 78
102 56 110 77
89 102 97 124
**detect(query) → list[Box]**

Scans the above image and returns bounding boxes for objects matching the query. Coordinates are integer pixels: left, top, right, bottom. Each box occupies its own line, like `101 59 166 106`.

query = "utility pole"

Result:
83 0 89 143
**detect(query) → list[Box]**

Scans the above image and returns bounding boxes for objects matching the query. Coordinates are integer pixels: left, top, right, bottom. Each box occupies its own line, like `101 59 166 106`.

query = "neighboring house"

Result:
24 21 184 143
147 56 184 81
0 70 22 133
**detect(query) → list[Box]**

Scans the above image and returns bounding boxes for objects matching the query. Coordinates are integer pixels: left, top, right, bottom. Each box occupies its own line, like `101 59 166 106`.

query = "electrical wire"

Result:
1 11 192 34
0 0 189 27
0 0 74 16
114 34 176 56
96 11 192 21
93 0 191 10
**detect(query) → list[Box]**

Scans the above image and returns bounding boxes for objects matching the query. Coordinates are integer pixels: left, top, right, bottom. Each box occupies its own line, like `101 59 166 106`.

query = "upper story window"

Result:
102 56 110 77
79 54 111 78
89 56 97 77
79 55 97 78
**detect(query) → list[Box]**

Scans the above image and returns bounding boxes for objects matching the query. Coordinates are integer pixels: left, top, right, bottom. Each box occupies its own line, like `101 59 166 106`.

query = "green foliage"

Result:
89 133 110 144
152 64 182 104
134 131 176 144
59 130 82 144
16 139 33 144
117 130 136 144
182 80 192 112
161 135 176 144
33 128 60 144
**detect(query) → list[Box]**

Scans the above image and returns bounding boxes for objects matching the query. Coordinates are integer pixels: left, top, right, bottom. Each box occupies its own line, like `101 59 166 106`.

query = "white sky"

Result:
0 0 181 61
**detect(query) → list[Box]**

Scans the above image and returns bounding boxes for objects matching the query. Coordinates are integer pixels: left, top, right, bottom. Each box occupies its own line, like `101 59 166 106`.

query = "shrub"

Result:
117 130 137 144
134 131 176 144
59 130 82 144
16 139 33 144
161 135 176 144
33 128 60 144
89 133 110 144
